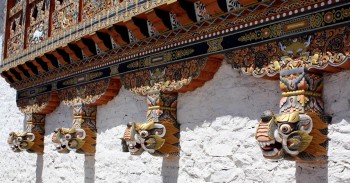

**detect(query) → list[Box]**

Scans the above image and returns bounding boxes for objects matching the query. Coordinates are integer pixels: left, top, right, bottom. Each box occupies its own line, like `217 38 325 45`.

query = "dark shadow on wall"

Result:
161 157 180 183
85 155 96 183
296 162 328 183
36 154 44 183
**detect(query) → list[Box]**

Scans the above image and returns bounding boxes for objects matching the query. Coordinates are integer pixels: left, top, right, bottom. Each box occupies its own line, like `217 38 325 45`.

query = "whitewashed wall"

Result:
1 62 350 182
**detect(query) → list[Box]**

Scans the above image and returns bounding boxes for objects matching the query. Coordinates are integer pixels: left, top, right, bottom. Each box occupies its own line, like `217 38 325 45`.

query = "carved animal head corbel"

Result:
8 132 36 153
52 128 86 153
255 111 328 161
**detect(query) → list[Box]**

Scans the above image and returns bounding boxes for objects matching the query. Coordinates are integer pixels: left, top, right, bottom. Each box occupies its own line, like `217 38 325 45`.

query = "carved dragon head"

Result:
122 120 179 157
52 128 86 153
255 111 325 160
8 132 35 152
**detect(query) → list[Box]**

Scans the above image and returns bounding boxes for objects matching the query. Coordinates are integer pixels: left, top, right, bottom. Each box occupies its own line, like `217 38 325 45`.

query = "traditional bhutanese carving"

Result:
8 113 45 154
280 69 324 114
58 79 110 106
9 92 58 154
54 79 120 155
17 93 51 113
83 0 113 19
52 0 79 32
8 12 25 55
194 1 210 21
121 57 221 158
254 58 330 162
52 104 97 154
10 0 25 17
122 92 179 157
226 27 350 78
27 0 50 45
122 58 207 95
256 111 329 161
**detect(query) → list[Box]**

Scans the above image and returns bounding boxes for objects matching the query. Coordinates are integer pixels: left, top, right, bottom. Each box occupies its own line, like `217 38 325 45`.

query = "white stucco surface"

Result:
1 62 350 182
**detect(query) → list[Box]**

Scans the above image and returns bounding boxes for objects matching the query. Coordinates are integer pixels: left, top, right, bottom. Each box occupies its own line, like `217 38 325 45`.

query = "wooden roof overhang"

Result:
1 0 349 102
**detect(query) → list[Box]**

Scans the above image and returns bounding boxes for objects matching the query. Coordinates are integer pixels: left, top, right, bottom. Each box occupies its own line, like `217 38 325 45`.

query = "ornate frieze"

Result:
58 79 110 106
83 0 113 19
10 1 350 91
227 26 350 78
2 0 334 73
7 9 26 56
52 0 79 33
27 0 50 45
121 58 207 95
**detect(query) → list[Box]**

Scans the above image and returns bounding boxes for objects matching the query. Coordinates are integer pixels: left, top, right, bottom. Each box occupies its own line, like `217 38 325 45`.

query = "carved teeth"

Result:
258 140 275 148
262 148 279 157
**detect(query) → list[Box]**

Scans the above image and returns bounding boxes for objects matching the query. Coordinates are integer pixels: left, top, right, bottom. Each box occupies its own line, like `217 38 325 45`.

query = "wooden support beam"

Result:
40 55 55 69
51 50 70 65
107 25 129 45
124 19 146 40
75 39 95 57
1 72 14 83
169 1 194 26
146 10 170 32
62 45 81 61
19 64 35 76
201 0 224 15
13 67 27 79
90 33 111 51
29 60 46 73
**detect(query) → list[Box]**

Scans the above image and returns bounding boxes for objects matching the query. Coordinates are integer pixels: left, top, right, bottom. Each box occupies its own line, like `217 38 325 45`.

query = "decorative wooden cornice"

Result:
6 0 349 93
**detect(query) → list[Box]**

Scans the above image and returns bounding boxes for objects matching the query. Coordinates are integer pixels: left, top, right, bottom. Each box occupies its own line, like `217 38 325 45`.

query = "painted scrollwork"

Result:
256 111 328 161
58 79 109 106
121 58 207 95
122 120 179 157
226 27 350 78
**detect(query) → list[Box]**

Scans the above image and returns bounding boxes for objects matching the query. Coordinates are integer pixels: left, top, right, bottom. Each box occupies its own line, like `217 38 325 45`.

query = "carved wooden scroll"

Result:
8 92 59 154
53 78 121 155
121 56 222 157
